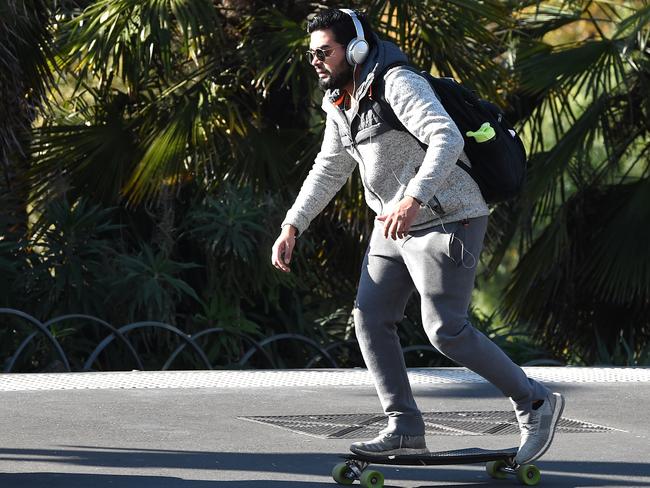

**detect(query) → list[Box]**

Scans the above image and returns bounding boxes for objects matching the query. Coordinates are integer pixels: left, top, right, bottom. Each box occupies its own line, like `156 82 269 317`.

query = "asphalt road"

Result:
0 368 648 487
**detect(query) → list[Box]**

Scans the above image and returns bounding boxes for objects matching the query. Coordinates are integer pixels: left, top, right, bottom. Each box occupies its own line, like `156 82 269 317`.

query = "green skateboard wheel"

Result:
331 462 355 485
517 464 541 486
486 459 508 479
360 469 384 487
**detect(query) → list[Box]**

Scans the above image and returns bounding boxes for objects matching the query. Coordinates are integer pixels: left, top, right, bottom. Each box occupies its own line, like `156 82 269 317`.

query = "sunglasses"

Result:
304 46 339 62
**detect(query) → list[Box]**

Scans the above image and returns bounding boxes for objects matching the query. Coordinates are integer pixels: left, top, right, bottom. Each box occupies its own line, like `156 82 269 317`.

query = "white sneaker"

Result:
515 392 565 464
350 433 429 457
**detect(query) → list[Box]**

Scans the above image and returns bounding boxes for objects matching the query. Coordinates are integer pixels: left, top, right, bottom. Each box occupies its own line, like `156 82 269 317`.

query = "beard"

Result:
318 61 353 91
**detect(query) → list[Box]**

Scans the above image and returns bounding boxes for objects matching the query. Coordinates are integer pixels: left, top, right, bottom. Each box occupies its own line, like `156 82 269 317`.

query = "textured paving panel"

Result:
0 367 649 391
240 411 620 439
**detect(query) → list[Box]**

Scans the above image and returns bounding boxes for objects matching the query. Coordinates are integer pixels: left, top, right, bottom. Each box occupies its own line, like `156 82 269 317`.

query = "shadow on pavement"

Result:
0 447 648 487
0 473 335 487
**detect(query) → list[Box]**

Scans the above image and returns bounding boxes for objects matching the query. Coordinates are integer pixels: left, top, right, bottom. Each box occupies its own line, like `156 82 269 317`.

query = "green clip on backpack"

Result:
371 63 527 204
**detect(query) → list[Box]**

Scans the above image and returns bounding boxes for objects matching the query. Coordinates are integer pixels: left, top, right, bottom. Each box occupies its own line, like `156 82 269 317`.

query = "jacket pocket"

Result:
340 133 354 149
427 191 462 217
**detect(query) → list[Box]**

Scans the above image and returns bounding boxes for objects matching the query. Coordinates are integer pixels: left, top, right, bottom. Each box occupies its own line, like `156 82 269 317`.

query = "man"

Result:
271 8 564 465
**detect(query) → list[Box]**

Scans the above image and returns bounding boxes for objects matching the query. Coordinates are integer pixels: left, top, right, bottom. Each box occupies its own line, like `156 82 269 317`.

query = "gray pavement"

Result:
0 368 649 487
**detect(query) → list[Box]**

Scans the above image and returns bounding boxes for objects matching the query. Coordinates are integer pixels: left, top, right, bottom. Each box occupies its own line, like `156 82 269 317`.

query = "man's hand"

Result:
376 196 421 240
271 225 298 273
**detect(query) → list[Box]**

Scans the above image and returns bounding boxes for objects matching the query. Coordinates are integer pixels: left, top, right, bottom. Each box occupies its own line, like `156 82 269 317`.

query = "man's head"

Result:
306 9 376 91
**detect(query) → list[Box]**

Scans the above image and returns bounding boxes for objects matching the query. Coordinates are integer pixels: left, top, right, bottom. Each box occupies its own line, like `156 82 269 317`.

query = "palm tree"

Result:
498 1 650 364
16 0 650 365
26 0 316 328
0 0 55 234
21 0 516 338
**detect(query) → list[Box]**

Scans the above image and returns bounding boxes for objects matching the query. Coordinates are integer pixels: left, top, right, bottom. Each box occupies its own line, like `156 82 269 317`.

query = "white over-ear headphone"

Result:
339 9 369 66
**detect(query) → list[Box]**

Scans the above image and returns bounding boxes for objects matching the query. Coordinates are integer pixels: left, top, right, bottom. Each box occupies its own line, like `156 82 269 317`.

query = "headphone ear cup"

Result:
346 38 369 65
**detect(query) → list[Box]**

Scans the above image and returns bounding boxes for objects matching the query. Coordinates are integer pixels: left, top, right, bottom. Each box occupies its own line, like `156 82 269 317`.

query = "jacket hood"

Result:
326 35 408 105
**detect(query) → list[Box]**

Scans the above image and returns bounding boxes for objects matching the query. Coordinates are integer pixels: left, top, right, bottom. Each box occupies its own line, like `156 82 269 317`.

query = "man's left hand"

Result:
376 196 421 240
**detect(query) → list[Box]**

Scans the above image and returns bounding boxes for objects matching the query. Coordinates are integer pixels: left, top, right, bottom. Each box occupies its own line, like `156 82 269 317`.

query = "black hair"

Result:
306 8 376 51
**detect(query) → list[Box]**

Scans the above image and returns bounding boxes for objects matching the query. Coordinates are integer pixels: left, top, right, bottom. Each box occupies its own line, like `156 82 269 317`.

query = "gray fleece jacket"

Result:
282 38 489 236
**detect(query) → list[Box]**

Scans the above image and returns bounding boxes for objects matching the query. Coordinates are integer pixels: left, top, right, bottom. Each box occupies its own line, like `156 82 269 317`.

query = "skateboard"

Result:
331 447 541 487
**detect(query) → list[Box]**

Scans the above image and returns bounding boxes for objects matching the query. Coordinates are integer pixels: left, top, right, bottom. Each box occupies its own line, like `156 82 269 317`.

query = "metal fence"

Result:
0 308 440 373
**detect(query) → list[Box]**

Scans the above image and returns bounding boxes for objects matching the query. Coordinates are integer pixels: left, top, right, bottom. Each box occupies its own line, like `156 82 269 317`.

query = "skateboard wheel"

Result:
486 460 508 479
331 462 355 485
517 464 541 486
360 469 384 488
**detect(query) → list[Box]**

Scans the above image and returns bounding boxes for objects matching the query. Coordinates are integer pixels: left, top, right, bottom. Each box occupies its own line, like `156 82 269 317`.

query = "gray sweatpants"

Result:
353 216 549 435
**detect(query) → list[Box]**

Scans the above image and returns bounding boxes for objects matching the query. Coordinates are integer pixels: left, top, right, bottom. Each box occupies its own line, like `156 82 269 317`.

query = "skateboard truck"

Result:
486 458 541 485
347 460 366 478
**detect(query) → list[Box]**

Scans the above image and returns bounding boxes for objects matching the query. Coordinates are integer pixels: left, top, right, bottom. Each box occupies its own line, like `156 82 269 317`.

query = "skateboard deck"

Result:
332 447 542 487
345 446 517 465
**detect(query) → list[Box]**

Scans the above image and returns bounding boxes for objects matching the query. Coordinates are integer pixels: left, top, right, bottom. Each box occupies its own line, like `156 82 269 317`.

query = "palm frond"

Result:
61 0 224 90
584 179 650 303
366 0 514 99
0 0 55 183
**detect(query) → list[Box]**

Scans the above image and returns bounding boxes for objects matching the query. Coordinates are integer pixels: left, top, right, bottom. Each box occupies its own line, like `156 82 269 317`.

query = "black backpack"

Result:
371 64 527 204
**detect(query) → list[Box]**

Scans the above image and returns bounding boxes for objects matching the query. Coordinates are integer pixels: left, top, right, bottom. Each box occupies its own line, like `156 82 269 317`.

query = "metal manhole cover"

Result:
240 411 619 439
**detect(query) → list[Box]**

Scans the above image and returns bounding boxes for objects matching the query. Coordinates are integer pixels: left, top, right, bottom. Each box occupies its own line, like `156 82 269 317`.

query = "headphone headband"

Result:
339 8 365 43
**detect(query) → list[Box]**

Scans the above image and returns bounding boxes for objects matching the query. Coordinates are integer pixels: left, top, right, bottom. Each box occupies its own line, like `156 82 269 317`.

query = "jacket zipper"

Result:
350 137 384 215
